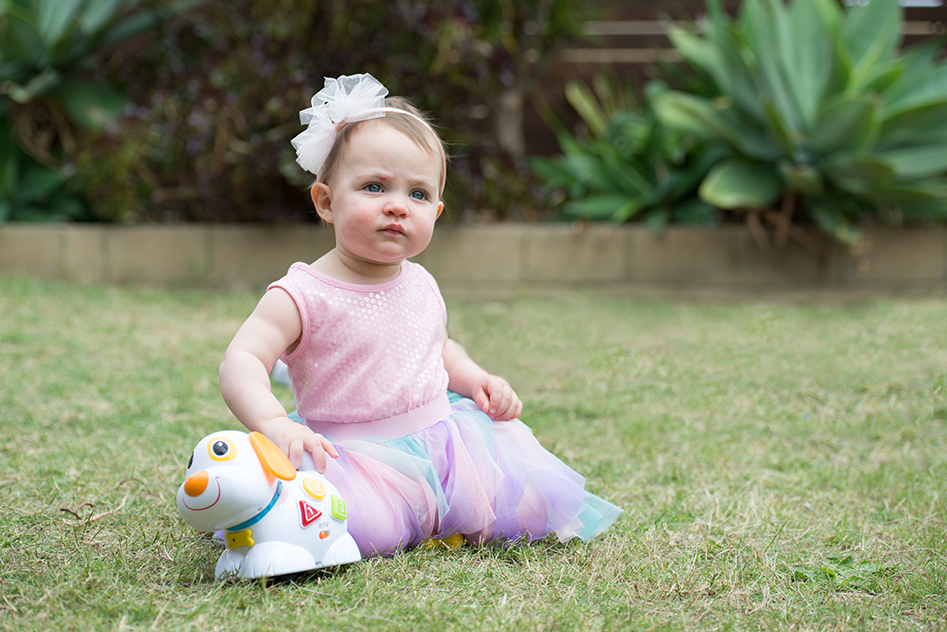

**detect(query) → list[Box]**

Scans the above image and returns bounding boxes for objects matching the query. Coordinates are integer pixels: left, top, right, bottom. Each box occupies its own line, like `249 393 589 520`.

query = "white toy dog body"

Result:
176 430 361 579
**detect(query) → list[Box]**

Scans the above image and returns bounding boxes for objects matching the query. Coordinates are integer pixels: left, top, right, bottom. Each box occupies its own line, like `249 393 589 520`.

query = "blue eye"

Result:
410 190 427 201
366 183 382 193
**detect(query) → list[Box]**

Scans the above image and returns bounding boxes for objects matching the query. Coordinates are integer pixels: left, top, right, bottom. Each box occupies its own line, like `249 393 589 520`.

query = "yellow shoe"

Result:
420 534 466 550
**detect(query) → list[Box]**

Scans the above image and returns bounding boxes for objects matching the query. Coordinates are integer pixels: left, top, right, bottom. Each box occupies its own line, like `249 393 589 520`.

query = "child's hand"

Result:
471 374 523 421
262 417 339 473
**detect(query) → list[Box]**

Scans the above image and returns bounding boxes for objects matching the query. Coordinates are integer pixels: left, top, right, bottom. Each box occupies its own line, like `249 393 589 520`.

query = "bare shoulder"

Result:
252 286 301 333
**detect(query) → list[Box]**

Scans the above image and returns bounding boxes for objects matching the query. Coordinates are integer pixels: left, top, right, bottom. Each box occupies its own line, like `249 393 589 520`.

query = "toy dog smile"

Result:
176 430 361 579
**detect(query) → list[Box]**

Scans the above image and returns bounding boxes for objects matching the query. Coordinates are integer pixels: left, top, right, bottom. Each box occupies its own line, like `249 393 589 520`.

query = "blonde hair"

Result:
316 96 447 194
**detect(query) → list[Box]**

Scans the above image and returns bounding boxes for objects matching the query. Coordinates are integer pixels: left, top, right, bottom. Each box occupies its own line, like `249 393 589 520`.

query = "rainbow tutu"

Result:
297 392 623 558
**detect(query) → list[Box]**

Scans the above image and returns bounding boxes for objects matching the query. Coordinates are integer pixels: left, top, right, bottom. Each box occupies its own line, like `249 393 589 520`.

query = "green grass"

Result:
1 276 945 631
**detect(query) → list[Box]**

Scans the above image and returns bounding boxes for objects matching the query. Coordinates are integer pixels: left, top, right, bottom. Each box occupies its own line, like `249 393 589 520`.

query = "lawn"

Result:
0 276 945 631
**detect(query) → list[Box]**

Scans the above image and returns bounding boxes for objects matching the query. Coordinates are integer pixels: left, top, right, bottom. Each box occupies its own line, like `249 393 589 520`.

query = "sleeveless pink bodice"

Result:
268 261 449 428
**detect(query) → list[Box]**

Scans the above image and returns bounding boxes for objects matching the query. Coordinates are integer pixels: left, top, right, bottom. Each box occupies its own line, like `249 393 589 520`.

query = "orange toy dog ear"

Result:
248 431 297 481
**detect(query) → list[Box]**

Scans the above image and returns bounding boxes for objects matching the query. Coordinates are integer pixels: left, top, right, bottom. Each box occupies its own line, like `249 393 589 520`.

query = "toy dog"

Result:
176 430 361 579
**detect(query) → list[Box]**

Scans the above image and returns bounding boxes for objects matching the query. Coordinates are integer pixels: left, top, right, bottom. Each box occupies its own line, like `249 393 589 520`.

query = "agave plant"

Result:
0 0 196 221
652 0 947 250
532 75 723 230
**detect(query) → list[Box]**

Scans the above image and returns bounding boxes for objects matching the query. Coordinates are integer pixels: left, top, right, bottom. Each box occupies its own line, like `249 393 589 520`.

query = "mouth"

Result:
182 478 221 511
381 224 406 236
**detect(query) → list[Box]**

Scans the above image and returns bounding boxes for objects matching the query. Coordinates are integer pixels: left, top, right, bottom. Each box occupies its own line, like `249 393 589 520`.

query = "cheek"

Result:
337 204 377 230
414 213 438 242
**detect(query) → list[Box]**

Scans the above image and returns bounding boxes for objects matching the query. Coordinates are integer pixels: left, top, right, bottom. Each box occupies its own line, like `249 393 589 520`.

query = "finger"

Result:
306 433 338 474
485 380 501 416
288 438 304 469
473 386 491 415
494 398 514 420
318 434 340 459
502 398 523 421
299 437 326 473
494 391 522 421
485 383 509 418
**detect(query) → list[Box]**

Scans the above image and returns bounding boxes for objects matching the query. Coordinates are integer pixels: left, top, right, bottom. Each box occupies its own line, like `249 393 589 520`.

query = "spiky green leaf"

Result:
880 145 947 178
844 0 902 78
779 161 824 197
53 77 126 129
565 81 608 139
811 94 879 154
37 0 84 42
808 200 863 246
652 91 777 161
563 194 637 220
821 152 896 193
699 158 783 209
0 4 44 63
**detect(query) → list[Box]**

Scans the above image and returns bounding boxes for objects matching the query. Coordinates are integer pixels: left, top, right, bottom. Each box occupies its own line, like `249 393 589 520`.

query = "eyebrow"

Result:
356 171 438 190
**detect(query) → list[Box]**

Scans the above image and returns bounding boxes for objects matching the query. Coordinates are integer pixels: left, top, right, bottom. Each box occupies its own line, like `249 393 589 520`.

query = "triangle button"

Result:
299 500 323 528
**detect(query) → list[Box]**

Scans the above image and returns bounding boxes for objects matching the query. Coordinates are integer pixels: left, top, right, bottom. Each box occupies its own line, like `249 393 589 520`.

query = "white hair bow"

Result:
291 74 389 176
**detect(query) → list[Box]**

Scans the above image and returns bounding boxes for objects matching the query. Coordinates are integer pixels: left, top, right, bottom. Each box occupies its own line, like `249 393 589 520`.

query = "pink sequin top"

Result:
268 261 450 432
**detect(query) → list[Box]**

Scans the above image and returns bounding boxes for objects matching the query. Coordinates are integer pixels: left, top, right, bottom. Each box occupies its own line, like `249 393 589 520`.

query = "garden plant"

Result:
652 0 947 251
0 0 197 222
2 0 593 224
533 0 947 253
530 74 725 229
1 277 944 630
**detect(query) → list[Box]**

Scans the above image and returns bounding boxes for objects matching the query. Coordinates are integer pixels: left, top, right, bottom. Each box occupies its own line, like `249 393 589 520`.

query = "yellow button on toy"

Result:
302 477 326 500
226 529 254 549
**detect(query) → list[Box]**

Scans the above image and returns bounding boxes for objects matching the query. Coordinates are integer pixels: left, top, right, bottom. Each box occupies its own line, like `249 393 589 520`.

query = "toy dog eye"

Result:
207 437 237 461
187 453 193 469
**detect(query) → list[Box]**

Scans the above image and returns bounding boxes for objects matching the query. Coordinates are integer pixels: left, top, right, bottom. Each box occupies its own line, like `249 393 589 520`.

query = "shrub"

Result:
0 0 189 221
531 74 723 230
77 0 590 223
651 0 947 250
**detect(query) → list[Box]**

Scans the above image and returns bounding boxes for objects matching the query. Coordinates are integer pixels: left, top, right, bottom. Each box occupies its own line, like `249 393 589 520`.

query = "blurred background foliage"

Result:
539 0 947 251
652 0 947 251
0 0 198 221
532 74 725 232
2 0 947 253
2 0 593 223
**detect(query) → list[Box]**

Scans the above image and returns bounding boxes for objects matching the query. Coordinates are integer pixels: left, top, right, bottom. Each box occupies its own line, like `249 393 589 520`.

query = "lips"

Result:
381 224 406 236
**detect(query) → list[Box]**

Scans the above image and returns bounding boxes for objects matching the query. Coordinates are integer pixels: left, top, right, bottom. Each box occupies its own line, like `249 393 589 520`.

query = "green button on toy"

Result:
331 495 347 521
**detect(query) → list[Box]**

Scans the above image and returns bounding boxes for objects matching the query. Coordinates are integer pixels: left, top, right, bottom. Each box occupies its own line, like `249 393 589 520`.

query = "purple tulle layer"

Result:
304 395 623 558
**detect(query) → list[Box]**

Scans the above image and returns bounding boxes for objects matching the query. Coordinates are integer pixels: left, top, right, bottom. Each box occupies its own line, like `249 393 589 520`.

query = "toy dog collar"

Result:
227 480 283 532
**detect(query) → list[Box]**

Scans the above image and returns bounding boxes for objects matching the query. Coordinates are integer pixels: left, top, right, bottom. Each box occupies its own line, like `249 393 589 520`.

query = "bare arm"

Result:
443 335 522 421
219 288 338 471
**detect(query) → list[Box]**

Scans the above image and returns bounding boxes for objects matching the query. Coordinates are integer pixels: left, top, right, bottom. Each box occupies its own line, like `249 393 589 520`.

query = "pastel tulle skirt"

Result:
298 393 623 558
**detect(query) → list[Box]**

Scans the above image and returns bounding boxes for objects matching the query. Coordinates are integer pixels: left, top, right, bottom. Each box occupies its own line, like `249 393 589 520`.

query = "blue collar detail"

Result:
227 480 282 532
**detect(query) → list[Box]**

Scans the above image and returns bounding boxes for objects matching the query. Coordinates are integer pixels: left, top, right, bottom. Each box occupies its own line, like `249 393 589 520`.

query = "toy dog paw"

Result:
176 430 361 579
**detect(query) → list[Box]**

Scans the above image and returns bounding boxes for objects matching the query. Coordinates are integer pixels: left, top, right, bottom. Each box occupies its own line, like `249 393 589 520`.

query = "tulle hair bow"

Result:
291 74 389 176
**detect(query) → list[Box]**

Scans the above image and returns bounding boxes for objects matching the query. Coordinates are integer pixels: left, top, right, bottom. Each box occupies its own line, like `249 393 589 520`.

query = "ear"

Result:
311 183 334 223
248 431 297 481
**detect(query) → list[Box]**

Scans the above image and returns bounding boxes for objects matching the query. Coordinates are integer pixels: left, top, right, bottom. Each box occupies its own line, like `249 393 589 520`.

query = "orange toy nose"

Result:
184 471 209 497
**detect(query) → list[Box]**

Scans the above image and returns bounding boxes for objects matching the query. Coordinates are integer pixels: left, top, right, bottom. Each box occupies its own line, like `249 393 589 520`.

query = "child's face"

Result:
313 120 444 270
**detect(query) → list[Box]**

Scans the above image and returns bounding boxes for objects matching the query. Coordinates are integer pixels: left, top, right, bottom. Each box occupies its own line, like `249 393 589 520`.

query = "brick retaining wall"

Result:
1 224 945 292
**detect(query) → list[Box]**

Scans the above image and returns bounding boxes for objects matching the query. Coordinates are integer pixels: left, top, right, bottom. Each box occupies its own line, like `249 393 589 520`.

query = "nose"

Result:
384 197 409 217
184 471 209 497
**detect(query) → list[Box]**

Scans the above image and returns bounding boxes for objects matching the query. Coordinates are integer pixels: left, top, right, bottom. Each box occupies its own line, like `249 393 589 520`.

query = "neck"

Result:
314 248 403 284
